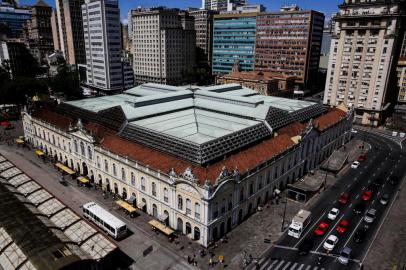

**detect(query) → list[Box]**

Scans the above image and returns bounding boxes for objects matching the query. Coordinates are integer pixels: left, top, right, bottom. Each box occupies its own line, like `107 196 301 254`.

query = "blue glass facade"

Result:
0 5 31 38
212 14 256 74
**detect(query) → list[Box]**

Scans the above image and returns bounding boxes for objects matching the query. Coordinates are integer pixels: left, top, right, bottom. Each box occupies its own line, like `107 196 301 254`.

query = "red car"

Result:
362 190 373 201
336 219 349 234
358 154 366 162
314 222 329 236
338 193 349 204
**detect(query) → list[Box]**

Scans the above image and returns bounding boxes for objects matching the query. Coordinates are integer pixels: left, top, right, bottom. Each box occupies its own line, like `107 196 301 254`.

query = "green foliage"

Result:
48 59 83 100
181 66 213 86
0 76 47 106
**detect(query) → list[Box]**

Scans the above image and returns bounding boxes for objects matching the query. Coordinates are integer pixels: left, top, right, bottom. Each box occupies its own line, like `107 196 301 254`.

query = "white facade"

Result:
202 0 247 11
82 0 122 91
323 0 404 125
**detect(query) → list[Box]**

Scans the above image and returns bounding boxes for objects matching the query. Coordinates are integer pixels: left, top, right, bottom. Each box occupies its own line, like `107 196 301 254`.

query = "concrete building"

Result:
121 22 129 52
0 39 35 77
392 31 406 130
255 5 325 88
323 0 406 126
212 12 257 74
82 0 122 92
188 8 217 68
55 0 86 65
25 0 54 65
0 1 31 38
202 0 247 12
23 83 353 247
122 56 134 89
131 7 196 85
51 8 60 51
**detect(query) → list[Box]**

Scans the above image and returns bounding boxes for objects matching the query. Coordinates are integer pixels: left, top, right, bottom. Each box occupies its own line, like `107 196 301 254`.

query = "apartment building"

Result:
82 0 122 92
55 0 86 65
323 0 406 126
202 0 247 12
131 7 196 85
212 12 257 74
255 5 325 88
397 32 406 103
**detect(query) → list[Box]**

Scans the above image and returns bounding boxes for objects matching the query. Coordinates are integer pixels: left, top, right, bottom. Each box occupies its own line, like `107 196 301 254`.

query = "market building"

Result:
22 83 353 247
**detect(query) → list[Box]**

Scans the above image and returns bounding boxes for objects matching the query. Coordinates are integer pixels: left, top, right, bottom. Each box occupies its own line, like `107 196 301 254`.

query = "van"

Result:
338 247 352 265
364 208 377 223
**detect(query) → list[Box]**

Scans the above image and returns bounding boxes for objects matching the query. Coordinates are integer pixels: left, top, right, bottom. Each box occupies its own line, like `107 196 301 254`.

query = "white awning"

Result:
138 201 146 208
158 213 169 221
127 195 136 204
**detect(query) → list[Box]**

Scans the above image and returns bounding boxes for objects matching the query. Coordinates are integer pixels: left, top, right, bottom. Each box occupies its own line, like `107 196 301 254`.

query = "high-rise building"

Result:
202 0 246 12
188 8 217 68
131 7 196 85
323 0 406 126
25 0 54 64
82 0 122 92
55 0 86 65
397 32 406 103
121 22 129 52
212 12 257 74
0 1 31 38
50 8 60 51
255 5 325 88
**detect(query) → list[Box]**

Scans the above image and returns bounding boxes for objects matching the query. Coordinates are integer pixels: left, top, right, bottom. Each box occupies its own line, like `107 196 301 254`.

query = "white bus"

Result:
83 202 127 239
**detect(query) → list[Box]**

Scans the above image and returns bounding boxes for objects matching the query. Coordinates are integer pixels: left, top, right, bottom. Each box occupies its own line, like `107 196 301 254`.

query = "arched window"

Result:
151 182 156 196
221 198 226 214
121 168 126 181
52 135 55 144
80 141 85 156
186 199 191 215
74 140 78 153
178 195 183 210
141 177 145 191
163 188 169 203
131 172 135 186
239 187 244 202
249 182 254 195
228 194 233 211
213 202 219 219
96 156 100 168
104 160 109 172
195 203 200 220
112 163 117 176
87 146 93 160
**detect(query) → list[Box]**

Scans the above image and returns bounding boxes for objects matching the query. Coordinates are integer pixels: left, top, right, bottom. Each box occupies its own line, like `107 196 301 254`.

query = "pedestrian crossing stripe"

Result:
248 259 326 270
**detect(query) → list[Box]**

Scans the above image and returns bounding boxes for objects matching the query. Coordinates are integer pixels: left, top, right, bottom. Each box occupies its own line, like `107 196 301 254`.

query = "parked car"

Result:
361 190 373 201
351 161 360 169
353 202 366 215
314 222 329 236
380 193 390 205
336 219 349 234
392 131 398 137
351 128 358 134
358 154 366 162
364 208 377 223
323 235 339 251
338 247 352 265
353 228 367 243
338 193 349 204
400 132 405 138
298 238 314 256
328 208 340 220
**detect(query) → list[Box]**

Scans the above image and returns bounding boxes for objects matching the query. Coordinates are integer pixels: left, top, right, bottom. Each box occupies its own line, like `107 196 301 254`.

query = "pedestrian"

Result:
187 255 191 264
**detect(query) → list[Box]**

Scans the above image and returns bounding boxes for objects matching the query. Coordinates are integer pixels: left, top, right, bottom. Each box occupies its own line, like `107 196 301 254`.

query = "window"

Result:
104 160 109 172
141 177 146 191
221 198 226 214
96 156 100 168
80 142 85 156
249 182 254 195
258 177 263 190
113 164 117 176
239 187 244 202
88 146 93 160
186 199 191 215
178 195 183 210
152 182 157 196
164 188 169 203
131 172 135 186
195 203 200 220
228 194 233 211
74 140 78 153
121 168 126 181
213 202 218 219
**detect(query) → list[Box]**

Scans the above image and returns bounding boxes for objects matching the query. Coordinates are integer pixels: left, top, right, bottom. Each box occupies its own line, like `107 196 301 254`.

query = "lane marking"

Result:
297 264 305 270
281 262 291 270
260 259 276 270
273 260 285 270
289 262 298 270
343 211 364 248
294 211 326 248
315 214 344 252
274 245 298 251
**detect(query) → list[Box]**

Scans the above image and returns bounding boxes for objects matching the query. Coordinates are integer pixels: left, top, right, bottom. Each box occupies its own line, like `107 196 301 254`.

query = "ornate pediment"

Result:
182 167 198 183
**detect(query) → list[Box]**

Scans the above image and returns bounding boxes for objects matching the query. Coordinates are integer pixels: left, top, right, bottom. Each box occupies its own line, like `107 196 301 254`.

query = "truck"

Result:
288 209 312 238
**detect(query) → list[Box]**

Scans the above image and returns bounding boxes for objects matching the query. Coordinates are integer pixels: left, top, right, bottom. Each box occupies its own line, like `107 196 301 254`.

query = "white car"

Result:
392 131 398 137
328 208 340 220
323 235 339 251
351 161 360 169
400 132 405 138
351 128 358 134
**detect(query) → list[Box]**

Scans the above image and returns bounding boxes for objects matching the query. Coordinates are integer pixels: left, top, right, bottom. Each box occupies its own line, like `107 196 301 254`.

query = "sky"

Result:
20 0 343 22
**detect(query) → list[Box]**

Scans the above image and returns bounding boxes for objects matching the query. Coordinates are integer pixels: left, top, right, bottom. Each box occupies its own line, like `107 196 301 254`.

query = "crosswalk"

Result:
247 258 325 270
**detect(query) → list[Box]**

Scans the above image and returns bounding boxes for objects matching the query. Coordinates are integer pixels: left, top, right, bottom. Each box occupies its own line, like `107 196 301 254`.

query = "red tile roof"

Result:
33 109 71 130
278 121 307 137
314 108 347 132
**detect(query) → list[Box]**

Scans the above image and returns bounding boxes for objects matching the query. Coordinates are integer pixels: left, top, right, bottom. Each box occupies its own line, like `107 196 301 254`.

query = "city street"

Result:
247 131 406 270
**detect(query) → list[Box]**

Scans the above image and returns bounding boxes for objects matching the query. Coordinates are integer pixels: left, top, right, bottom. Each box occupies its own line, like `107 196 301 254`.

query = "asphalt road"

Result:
247 132 406 270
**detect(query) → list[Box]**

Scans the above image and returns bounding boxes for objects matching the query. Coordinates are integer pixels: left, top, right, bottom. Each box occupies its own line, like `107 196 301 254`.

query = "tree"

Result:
48 59 82 100
0 76 47 106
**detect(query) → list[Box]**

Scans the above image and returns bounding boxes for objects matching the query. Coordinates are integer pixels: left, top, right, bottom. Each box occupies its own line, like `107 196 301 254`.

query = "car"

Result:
351 161 360 169
336 219 349 234
364 208 377 223
338 247 352 265
353 202 366 215
380 193 390 205
298 238 314 256
400 132 406 138
372 177 384 188
353 228 367 243
358 154 366 162
323 235 339 251
361 190 373 201
351 128 358 134
392 131 398 137
328 208 340 220
366 183 377 192
314 222 329 236
338 193 349 204
389 175 399 185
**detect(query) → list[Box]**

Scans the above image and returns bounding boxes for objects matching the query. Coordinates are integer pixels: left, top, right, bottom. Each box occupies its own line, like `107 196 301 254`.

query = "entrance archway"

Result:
163 210 169 226
152 204 158 218
227 217 232 232
194 227 200 241
186 222 192 235
220 222 225 237
212 227 218 241
248 203 253 216
238 209 243 224
82 162 88 176
177 218 183 232
141 198 147 212
114 183 118 194
122 188 127 200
